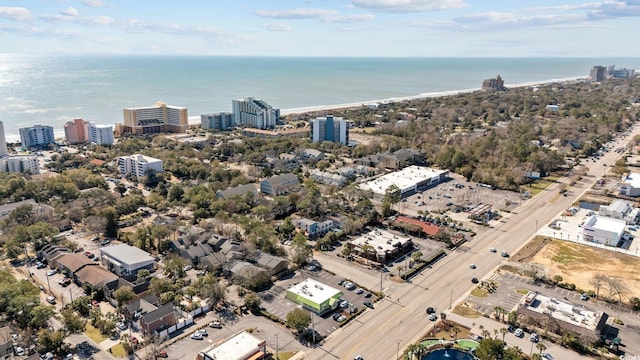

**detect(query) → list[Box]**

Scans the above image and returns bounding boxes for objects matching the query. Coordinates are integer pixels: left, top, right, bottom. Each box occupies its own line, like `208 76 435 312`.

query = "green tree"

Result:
285 308 311 334
244 292 261 312
474 338 505 360
114 286 134 312
101 206 119 238
198 274 227 306
38 329 65 353
290 232 312 267
30 305 57 329
61 307 87 335
164 256 186 279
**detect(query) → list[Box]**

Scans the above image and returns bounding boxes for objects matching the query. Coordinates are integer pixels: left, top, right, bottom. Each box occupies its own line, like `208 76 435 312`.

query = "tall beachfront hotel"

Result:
119 102 188 136
311 115 349 145
232 97 279 130
19 124 55 149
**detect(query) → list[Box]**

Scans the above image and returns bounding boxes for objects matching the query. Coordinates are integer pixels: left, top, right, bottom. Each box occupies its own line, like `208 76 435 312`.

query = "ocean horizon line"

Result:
3 75 587 144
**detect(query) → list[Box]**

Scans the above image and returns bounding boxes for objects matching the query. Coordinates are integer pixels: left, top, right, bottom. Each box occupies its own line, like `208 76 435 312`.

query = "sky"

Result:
0 0 639 57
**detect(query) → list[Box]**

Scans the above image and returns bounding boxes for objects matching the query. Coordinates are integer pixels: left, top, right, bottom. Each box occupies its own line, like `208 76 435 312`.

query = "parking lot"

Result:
259 267 377 339
398 173 522 218
467 272 640 355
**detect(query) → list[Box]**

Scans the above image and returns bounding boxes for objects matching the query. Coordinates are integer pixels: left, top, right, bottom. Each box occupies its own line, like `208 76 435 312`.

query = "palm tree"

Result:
499 327 508 342
451 326 461 341
536 342 547 355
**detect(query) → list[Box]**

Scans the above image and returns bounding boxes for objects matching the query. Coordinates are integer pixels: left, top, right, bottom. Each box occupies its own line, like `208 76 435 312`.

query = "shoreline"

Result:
4 75 587 143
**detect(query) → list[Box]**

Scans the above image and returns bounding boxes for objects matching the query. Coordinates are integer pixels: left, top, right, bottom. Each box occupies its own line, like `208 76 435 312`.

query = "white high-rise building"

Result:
0 155 39 174
117 154 163 181
232 97 279 129
19 124 55 149
87 123 114 145
311 115 349 145
0 121 7 157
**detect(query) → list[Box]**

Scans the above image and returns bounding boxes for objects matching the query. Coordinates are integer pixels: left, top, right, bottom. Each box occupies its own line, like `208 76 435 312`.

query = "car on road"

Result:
428 313 437 321
354 356 364 360
501 251 510 258
514 328 524 338
46 269 57 276
469 264 476 269
530 333 539 343
425 307 435 314
46 296 56 304
190 333 204 340
471 277 479 284
363 301 374 309
209 320 222 329
489 247 497 253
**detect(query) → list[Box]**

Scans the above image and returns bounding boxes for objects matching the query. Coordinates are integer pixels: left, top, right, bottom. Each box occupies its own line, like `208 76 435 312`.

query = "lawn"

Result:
274 351 298 360
110 343 127 357
84 323 106 344
519 176 559 196
470 287 488 297
452 303 482 318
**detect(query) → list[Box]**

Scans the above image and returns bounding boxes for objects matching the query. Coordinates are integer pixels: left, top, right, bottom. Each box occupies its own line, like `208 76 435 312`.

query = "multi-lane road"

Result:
305 126 638 360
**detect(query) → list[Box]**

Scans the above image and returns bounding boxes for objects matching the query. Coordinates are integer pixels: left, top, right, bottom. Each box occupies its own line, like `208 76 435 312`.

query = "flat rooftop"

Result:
359 165 447 195
288 278 342 303
201 331 264 360
585 215 626 233
350 228 412 256
522 292 603 331
622 171 640 188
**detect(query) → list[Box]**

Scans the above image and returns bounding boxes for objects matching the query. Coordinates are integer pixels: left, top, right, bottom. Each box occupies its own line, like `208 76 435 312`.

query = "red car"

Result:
156 350 168 358
130 336 139 345
92 300 99 307
83 251 91 257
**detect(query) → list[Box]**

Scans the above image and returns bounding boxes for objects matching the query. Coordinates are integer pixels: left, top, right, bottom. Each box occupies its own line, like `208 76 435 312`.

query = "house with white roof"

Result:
598 199 639 224
581 215 627 246
358 165 448 196
197 331 266 360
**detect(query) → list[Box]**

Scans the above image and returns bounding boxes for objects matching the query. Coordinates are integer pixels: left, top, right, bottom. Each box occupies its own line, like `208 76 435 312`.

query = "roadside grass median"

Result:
84 323 106 344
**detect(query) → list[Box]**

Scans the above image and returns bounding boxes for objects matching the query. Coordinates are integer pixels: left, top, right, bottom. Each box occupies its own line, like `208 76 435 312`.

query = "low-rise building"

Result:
619 171 640 197
0 155 39 174
348 228 413 264
518 292 608 343
293 218 335 239
359 165 449 196
598 199 639 224
197 331 266 360
74 266 119 292
254 252 288 276
0 326 13 360
581 215 627 246
100 244 155 276
259 173 299 196
310 170 347 186
216 183 258 199
285 278 343 314
140 303 177 335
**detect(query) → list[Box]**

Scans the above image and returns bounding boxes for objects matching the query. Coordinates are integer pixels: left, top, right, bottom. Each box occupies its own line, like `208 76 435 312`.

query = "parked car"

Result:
194 329 207 337
428 313 437 321
15 346 25 356
340 300 349 309
425 307 435 314
156 350 168 358
354 288 364 294
581 293 589 301
209 320 222 329
469 264 476 269
354 356 364 360
130 336 139 345
489 247 497 253
530 333 539 343
116 322 127 331
501 251 510 258
46 296 56 304
92 300 99 307
36 262 47 269
46 269 57 276
471 277 479 284
514 328 524 337
363 301 374 309
332 313 342 321
364 292 372 298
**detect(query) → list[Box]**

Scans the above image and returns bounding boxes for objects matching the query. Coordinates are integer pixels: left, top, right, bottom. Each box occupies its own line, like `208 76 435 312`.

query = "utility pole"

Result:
449 287 453 309
275 333 279 360
396 340 402 360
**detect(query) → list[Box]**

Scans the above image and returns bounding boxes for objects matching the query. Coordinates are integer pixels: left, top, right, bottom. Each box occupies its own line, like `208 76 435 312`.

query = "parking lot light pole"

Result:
396 340 402 360
275 333 279 360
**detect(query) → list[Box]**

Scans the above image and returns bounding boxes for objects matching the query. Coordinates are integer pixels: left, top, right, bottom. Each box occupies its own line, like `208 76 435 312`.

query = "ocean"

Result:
0 55 638 141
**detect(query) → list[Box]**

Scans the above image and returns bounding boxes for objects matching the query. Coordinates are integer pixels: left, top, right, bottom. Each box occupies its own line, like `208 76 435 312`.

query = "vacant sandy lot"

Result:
527 239 640 302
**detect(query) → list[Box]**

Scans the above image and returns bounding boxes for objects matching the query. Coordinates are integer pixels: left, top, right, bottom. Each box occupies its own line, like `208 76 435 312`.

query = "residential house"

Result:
253 252 288 276
293 218 335 239
0 326 12 360
379 149 423 170
226 261 268 282
140 303 177 335
301 148 325 161
74 266 119 292
124 295 159 321
310 170 347 186
105 276 151 308
38 244 71 265
259 173 300 196
54 253 96 277
180 242 213 266
216 183 258 199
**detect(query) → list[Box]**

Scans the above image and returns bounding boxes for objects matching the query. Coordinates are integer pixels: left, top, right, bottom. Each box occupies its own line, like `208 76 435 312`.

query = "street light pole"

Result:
449 287 453 309
275 333 279 360
396 340 402 360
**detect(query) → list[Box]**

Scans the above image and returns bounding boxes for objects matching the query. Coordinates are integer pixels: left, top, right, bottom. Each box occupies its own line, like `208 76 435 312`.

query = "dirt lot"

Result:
514 237 640 303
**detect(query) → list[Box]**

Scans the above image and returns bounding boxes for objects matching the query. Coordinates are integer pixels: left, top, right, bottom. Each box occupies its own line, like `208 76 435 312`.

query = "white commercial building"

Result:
117 154 163 181
581 215 626 246
359 165 449 196
0 155 39 174
232 96 279 129
285 278 343 314
598 199 639 224
99 244 155 276
619 172 640 197
348 228 413 263
198 331 266 360
87 123 114 145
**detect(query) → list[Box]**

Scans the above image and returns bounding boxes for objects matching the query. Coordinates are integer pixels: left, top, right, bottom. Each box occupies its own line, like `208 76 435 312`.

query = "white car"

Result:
190 333 203 340
428 313 437 321
15 346 25 356
354 288 364 294
46 269 57 276
514 328 524 337
46 296 56 304
116 321 127 330
530 333 539 342
469 264 476 269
